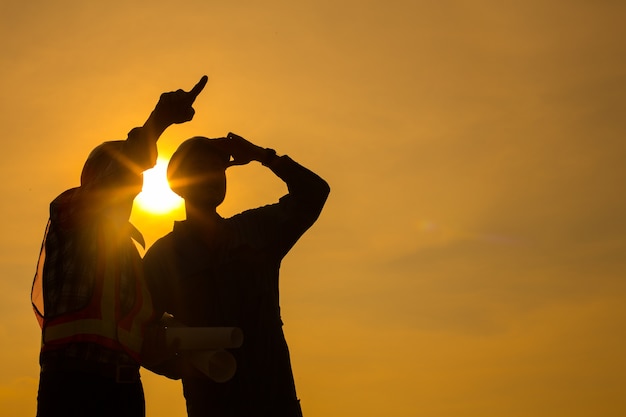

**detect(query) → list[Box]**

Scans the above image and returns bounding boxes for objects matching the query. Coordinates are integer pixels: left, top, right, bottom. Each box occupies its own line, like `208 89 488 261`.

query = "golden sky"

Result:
1 1 625 416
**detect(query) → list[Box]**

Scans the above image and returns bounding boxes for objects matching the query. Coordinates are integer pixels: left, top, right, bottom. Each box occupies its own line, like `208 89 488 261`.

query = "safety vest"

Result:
31 213 154 362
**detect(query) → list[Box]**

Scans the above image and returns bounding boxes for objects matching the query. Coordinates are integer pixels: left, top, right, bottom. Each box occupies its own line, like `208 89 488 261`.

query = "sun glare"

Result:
135 158 183 214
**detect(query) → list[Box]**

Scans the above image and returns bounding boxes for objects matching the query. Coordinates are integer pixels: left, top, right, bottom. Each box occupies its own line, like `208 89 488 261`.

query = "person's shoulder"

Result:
49 187 91 228
50 187 78 210
144 230 176 259
144 220 193 259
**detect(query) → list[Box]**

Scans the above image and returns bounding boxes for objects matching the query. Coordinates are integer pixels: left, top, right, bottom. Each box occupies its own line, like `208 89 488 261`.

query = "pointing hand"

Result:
153 75 208 125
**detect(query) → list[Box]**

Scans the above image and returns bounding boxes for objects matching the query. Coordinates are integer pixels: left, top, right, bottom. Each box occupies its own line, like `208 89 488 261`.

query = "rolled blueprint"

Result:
187 349 237 383
165 326 244 350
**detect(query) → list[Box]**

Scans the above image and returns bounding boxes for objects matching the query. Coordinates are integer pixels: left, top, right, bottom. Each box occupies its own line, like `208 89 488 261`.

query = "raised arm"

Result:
224 132 330 224
126 76 208 171
66 77 208 225
143 75 208 139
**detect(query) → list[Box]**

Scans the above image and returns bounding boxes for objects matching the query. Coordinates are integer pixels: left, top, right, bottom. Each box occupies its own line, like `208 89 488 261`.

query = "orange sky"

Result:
1 1 625 416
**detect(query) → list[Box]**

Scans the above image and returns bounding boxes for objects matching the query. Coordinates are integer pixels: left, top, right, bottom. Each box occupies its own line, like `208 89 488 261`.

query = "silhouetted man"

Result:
143 133 330 417
31 76 207 417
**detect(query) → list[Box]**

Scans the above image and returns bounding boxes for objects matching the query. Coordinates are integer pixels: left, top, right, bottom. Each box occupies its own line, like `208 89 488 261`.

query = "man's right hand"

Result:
152 75 208 126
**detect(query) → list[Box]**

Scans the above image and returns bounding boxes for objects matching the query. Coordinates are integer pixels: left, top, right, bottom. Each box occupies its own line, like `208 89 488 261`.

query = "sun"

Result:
135 157 184 214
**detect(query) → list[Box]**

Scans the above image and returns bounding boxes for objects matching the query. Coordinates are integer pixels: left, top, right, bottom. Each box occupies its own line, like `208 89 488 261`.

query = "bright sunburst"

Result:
135 158 183 214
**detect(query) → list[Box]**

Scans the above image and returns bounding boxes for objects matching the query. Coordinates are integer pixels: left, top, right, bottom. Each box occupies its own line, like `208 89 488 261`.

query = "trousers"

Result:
36 368 145 417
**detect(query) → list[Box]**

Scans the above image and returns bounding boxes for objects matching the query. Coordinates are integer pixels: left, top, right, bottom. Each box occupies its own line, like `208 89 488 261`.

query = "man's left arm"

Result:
224 132 330 256
225 132 330 222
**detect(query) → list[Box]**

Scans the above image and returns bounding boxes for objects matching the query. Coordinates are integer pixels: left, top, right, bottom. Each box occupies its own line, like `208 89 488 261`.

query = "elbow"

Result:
313 179 331 216
320 179 331 200
315 178 330 208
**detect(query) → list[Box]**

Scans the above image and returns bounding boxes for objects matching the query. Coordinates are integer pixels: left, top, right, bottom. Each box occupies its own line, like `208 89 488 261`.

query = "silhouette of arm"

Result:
266 154 330 224
224 132 330 222
124 75 208 172
60 77 208 223
225 133 330 254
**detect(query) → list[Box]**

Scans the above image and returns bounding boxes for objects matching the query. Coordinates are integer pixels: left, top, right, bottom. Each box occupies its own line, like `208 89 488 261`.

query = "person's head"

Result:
167 136 231 209
80 141 143 221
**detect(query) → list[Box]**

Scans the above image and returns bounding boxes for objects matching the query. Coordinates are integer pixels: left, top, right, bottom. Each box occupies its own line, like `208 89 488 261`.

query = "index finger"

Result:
188 75 208 100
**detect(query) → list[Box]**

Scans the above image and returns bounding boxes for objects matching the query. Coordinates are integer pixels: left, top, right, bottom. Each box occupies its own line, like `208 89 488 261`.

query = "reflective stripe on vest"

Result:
40 220 153 361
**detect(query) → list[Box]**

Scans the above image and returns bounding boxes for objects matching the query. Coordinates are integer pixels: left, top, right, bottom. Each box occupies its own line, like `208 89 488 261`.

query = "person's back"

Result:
34 141 152 417
31 77 207 417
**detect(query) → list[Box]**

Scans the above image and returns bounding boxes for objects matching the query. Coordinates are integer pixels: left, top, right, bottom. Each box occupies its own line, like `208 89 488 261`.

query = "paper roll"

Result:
165 326 243 350
187 350 237 383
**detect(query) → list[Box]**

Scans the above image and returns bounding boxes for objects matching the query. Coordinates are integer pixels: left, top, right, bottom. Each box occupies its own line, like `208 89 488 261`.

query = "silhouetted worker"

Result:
143 133 330 417
31 76 208 417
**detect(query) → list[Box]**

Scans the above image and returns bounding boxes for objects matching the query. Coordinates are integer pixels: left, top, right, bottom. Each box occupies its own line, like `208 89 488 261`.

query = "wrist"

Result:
259 148 278 166
143 112 170 136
